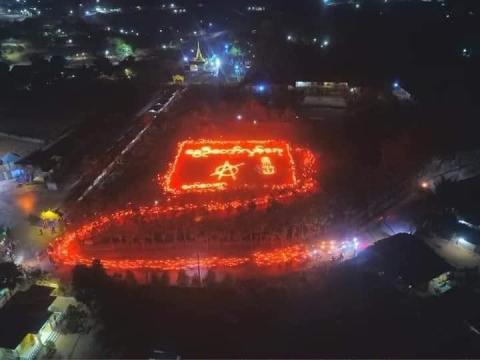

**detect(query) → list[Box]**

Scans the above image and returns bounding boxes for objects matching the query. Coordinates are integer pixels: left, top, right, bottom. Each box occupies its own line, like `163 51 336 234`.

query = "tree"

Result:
44 340 56 359
91 259 107 280
191 274 201 287
112 38 134 60
72 260 107 307
176 270 189 287
30 54 50 73
160 271 170 287
125 271 137 286
119 56 135 69
205 269 216 287
435 178 458 210
93 56 113 76
252 18 292 81
0 262 22 289
50 55 67 73
63 304 88 333
0 61 8 78
221 274 235 288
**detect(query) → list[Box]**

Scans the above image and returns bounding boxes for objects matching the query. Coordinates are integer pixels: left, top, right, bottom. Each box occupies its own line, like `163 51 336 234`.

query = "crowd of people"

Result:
0 226 14 261
78 201 339 255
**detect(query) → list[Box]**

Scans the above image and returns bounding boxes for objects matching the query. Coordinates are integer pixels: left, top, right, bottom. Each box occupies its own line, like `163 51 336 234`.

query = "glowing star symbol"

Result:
260 156 275 175
211 161 244 180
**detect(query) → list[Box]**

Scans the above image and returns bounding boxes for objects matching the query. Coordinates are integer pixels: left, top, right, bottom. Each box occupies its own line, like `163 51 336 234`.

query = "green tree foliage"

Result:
112 38 134 60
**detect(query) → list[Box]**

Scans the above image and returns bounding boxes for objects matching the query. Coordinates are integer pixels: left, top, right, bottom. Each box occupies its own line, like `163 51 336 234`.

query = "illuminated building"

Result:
189 41 206 72
0 283 76 359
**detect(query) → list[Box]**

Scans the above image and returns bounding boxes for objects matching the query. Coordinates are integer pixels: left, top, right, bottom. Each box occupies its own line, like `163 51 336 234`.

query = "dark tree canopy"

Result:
0 262 22 289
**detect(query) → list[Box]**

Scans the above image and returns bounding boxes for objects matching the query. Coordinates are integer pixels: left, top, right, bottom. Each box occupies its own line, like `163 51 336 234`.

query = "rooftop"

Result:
352 233 452 285
0 285 54 349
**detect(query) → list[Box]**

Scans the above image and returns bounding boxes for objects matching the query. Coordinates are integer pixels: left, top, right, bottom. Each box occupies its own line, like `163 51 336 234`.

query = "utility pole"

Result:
196 252 201 287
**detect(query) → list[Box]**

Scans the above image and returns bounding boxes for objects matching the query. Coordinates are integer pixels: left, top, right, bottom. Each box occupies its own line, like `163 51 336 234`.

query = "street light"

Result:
420 181 429 189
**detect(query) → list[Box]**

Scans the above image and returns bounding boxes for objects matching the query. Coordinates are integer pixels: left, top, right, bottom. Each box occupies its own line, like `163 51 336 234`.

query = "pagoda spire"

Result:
193 41 206 63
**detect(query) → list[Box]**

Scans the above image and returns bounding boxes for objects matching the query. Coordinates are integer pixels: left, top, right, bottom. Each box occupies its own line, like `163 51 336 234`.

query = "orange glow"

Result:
184 144 284 158
181 182 227 191
162 139 297 194
16 192 36 214
252 244 310 267
49 140 320 272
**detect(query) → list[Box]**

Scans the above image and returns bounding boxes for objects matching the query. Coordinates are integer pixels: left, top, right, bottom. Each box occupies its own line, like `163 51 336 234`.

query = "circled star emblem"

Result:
211 161 244 180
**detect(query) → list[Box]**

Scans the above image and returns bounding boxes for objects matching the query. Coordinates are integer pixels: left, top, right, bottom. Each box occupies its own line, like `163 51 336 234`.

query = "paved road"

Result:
0 180 65 268
77 87 183 202
0 87 182 269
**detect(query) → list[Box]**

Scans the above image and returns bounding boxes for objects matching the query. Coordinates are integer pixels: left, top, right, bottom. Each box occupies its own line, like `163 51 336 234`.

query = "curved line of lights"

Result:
49 143 319 271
